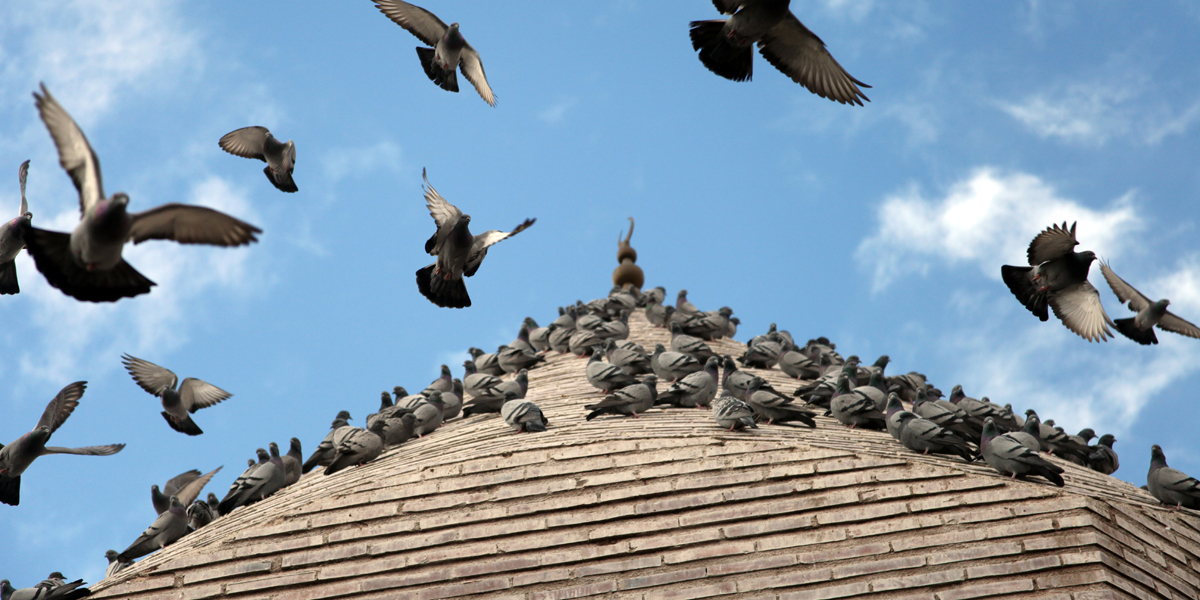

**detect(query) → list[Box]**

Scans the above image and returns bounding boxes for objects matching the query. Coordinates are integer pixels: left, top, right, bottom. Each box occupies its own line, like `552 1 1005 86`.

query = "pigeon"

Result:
467 348 504 376
1146 444 1200 510
1099 261 1200 345
670 323 716 362
546 323 574 353
738 339 782 370
675 289 700 315
24 84 261 303
501 394 548 433
682 307 734 341
118 495 188 561
281 438 303 486
1 574 89 600
0 160 32 295
1001 222 1113 342
980 418 1064 487
652 344 703 382
887 396 974 461
585 376 658 420
325 419 388 475
656 356 720 409
778 349 820 379
151 466 221 514
509 323 535 352
422 364 456 395
712 395 758 431
410 391 446 437
462 360 505 400
689 0 870 105
605 339 652 375
497 344 545 373
1030 414 1090 463
302 413 354 474
437 379 465 420
947 385 1006 433
525 318 550 352
496 369 529 401
186 497 217 531
830 376 885 429
721 355 788 402
374 0 496 106
382 413 418 447
645 300 669 328
217 447 283 515
0 381 125 506
591 310 631 341
121 354 233 436
415 169 534 308
1087 434 1119 476
745 377 816 427
568 329 603 357
218 126 297 192
1004 414 1043 453
910 389 978 444
105 548 133 578
641 286 666 307
586 349 639 394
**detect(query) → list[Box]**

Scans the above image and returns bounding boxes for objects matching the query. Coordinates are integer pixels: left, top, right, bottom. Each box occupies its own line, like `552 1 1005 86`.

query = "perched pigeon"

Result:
546 323 574 353
302 413 353 474
0 160 32 295
121 354 232 436
778 349 820 380
1001 222 1113 342
374 0 496 106
186 497 216 531
675 289 700 315
887 396 974 462
585 376 658 420
670 322 716 362
0 381 125 506
656 356 720 409
568 328 603 357
591 310 631 341
1 574 89 600
738 339 782 370
525 318 550 352
118 495 188 561
24 84 261 303
721 355 788 402
1146 444 1200 510
652 344 703 382
462 360 505 401
382 413 418 447
605 339 652 375
497 344 544 373
468 348 504 376
1087 434 1119 476
712 395 758 431
410 391 446 437
745 377 816 427
830 376 885 429
911 389 978 444
501 394 548 433
437 379 465 420
151 466 221 514
325 420 388 475
689 0 870 105
645 300 669 328
980 418 1064 487
1099 261 1200 345
586 349 638 394
1005 415 1043 453
422 364 456 396
218 126 297 192
496 369 529 401
105 548 133 578
217 447 284 515
415 169 534 308
281 438 303 486
509 323 535 352
682 307 734 341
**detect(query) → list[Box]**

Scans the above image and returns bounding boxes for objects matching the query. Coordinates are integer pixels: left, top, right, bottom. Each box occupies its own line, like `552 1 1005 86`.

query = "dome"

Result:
91 312 1200 600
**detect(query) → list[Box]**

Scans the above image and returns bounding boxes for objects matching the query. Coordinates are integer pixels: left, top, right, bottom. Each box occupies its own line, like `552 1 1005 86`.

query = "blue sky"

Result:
2 0 1199 583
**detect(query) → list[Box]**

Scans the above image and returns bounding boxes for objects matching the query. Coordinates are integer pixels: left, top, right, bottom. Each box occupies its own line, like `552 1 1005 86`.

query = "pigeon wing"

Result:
758 14 870 106
41 443 125 456
1157 312 1200 339
18 159 29 216
464 218 535 277
175 466 222 506
374 0 449 47
422 169 462 255
179 378 233 413
129 204 261 246
1027 221 1078 266
122 354 179 396
459 46 496 107
1098 261 1151 312
36 381 86 435
33 84 104 214
218 127 270 161
1049 280 1113 342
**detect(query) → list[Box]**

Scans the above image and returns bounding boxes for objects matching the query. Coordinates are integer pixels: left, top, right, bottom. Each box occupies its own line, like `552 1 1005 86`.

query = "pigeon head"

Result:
169 495 186 514
913 389 927 405
255 448 270 463
94 192 131 221
502 390 518 402
1077 250 1097 263
289 437 302 456
1098 434 1116 447
980 418 999 447
269 442 282 459
1150 444 1168 469
440 365 452 379
335 410 352 421
105 549 120 562
873 355 890 369
1151 299 1170 314
393 387 407 400
453 378 465 394
369 418 389 435
834 375 851 394
1077 428 1096 441
462 360 477 375
425 391 445 407
379 392 394 408
885 393 904 415
524 317 538 328
469 347 484 358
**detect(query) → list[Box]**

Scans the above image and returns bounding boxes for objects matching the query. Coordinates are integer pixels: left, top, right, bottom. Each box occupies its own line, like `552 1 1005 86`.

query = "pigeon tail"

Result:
0 474 20 506
689 20 753 82
416 47 460 93
522 419 547 433
1113 317 1158 345
1000 265 1049 321
163 412 204 436
323 456 354 476
416 264 471 308
301 453 323 474
263 165 297 193
25 226 156 302
0 260 17 294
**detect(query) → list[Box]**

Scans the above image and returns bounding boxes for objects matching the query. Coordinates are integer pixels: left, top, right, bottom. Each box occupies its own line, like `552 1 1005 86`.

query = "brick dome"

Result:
92 312 1200 600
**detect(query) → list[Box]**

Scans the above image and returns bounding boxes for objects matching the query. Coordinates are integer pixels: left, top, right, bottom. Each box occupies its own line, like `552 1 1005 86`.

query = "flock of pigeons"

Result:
1 0 1196 596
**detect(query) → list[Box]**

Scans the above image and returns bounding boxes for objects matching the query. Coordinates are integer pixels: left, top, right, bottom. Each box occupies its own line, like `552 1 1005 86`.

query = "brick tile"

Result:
418 506 507 530
410 540 498 565
496 529 590 553
183 560 272 584
674 470 766 491
724 514 813 538
528 580 617 600
678 500 772 527
491 478 578 501
236 534 325 558
1034 567 1110 589
162 548 237 571
318 555 406 580
779 581 871 600
599 480 675 503
832 555 925 579
575 555 662 577
872 568 966 592
225 571 318 594
326 518 417 543
507 493 599 516
815 500 909 525
642 581 739 600
178 583 223 600
370 530 457 555
449 556 540 579
574 467 636 488
512 568 571 588
707 553 798 576
965 555 1061 578
738 568 832 592
936 505 1012 524
540 540 631 566
847 514 942 539
457 516 547 540
636 490 725 514
757 527 848 552
632 527 723 553
415 577 510 599
590 515 679 540
282 541 371 568
798 541 890 564
723 482 803 501
925 541 1023 566
981 517 1055 539
1073 591 1128 600
402 491 489 513
934 578 1034 600
94 575 175 596
662 539 755 564
815 456 906 474
234 518 312 539
545 503 636 528
310 503 398 528
620 566 707 590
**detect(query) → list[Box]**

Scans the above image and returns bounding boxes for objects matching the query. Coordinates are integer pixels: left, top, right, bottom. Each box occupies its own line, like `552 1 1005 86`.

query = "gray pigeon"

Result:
743 377 815 427
0 160 32 295
585 376 658 420
641 286 666 307
325 420 388 475
151 466 221 514
302 412 353 473
605 339 651 375
712 395 758 431
186 498 217 531
778 349 820 380
947 385 1005 433
462 360 505 401
468 348 504 376
217 447 284 515
830 376 885 429
374 0 496 106
738 339 782 370
721 355 788 401
422 364 455 395
887 396 974 461
645 299 669 328
118 495 188 561
689 0 871 105
501 395 548 433
1087 434 1119 475
410 391 446 437
121 354 232 436
497 344 545 373
382 413 418 447
1005 415 1043 453
415 169 533 308
282 438 303 487
1099 261 1200 345
675 289 700 315
24 84 261 303
438 379 465 420
1001 222 1113 342
681 307 734 341
525 318 550 352
670 322 716 362
105 548 133 578
652 344 703 382
1146 444 1200 509
656 356 719 409
0 381 125 506
1 574 89 600
980 418 1064 487
546 323 574 353
568 329 603 357
218 126 297 192
586 349 638 394
510 323 535 352
496 369 529 401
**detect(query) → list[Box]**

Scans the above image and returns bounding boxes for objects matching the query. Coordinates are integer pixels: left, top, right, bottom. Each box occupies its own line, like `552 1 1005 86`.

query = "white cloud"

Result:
322 141 405 186
856 167 1141 291
538 97 578 125
823 0 876 22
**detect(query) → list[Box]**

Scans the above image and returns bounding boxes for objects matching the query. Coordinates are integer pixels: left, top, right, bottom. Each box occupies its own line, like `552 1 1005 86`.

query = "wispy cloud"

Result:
538 97 578 125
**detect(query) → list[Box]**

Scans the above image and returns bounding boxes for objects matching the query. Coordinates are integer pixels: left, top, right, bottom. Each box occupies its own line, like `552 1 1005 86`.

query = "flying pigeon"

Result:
0 381 125 506
1146 444 1200 510
325 419 388 475
218 126 297 192
1099 261 1200 345
0 160 32 295
712 395 758 431
24 84 261 302
1001 222 1113 342
121 354 233 436
501 394 548 433
980 418 1064 487
415 169 534 308
151 466 221 515
689 0 871 105
374 0 496 106
585 376 658 420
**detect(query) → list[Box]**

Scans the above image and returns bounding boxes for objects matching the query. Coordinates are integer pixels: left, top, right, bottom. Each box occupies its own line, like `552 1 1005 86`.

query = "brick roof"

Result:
91 310 1200 600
